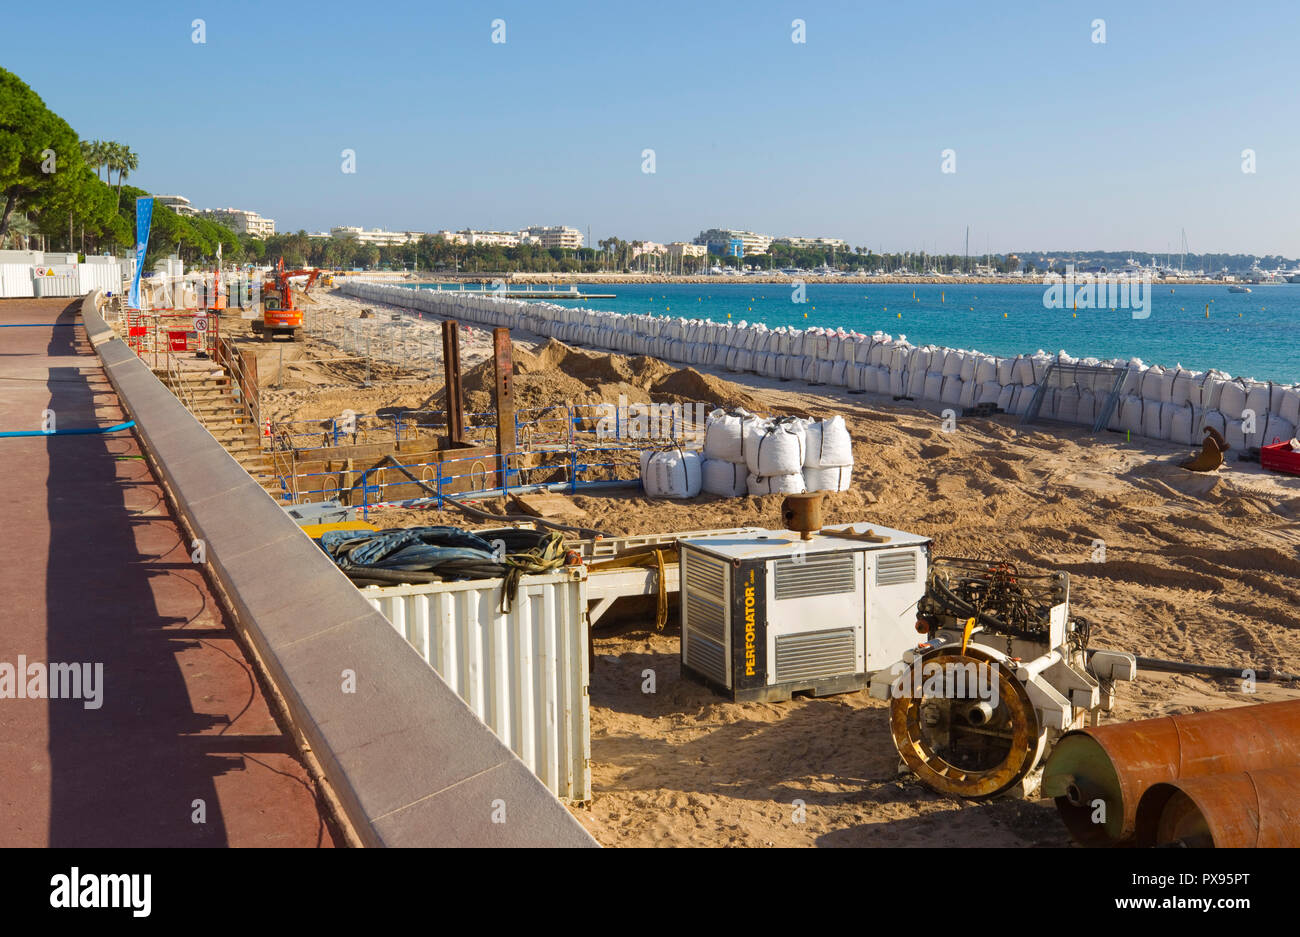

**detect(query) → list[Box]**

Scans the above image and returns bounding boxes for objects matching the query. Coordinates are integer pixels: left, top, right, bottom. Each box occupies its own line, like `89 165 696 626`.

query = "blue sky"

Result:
7 0 1300 255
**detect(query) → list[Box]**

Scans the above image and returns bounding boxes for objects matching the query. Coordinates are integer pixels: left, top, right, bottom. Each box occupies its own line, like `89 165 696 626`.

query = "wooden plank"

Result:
511 492 588 521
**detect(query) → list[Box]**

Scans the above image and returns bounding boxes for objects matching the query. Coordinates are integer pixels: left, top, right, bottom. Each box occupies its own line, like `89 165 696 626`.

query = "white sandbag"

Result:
803 464 853 493
888 368 906 397
1255 415 1296 449
866 339 887 367
1014 384 1040 416
1031 353 1052 384
642 449 703 499
959 353 978 383
1077 389 1098 427
1115 394 1144 434
747 472 806 496
703 408 755 463
1219 380 1248 420
979 381 1003 405
941 376 965 407
1168 367 1198 406
1012 355 1036 385
1169 403 1202 446
702 459 749 497
1136 365 1163 401
941 350 964 377
1053 386 1082 423
1244 381 1277 431
974 356 999 385
1201 409 1227 438
830 360 849 386
1142 401 1174 440
816 359 837 384
743 417 807 476
997 384 1016 412
997 356 1017 385
923 371 945 401
804 415 853 468
959 378 978 408
1280 386 1300 426
1225 418 1247 452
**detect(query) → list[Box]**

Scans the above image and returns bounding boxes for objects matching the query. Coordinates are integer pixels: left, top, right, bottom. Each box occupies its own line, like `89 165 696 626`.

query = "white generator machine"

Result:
678 523 932 702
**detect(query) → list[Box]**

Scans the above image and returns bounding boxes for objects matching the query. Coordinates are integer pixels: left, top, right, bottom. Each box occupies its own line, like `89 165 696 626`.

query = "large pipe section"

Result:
1041 699 1300 846
1134 767 1300 848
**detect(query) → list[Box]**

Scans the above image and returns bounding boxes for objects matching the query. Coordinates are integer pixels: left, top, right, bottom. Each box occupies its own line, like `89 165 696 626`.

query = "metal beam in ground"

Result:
493 327 515 491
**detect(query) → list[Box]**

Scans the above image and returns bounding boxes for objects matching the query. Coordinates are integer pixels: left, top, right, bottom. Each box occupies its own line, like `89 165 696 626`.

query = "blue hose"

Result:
0 420 135 438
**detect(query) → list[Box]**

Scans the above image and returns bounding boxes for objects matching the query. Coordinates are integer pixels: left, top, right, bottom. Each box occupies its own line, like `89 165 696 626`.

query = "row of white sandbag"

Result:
344 283 1300 447
702 411 853 470
641 450 854 499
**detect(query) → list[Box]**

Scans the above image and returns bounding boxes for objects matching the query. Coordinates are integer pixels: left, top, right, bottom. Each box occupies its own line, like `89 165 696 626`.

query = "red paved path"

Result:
0 298 336 847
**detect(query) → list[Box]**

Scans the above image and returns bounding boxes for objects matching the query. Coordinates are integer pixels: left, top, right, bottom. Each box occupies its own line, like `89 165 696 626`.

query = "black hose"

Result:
376 455 608 539
340 567 444 585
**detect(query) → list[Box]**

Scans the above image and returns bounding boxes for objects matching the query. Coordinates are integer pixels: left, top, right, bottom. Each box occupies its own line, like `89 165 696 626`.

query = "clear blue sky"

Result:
8 0 1300 255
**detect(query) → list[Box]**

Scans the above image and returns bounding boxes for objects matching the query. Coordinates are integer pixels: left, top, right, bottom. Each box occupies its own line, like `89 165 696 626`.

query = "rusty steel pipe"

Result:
1041 699 1300 846
1134 767 1300 848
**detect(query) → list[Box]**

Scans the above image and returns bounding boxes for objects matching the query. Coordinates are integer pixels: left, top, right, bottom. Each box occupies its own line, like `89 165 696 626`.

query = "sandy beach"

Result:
251 290 1300 847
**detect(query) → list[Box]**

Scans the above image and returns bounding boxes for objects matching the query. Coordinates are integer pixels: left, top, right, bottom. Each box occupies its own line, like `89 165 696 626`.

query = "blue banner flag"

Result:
129 197 153 309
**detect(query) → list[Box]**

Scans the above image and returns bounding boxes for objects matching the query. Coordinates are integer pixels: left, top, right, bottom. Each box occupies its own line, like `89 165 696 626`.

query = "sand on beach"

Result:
255 290 1300 847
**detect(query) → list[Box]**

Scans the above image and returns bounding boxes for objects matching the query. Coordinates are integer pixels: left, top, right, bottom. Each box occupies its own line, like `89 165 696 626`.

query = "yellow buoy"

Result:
803 312 807 318
1003 312 1008 318
897 312 902 319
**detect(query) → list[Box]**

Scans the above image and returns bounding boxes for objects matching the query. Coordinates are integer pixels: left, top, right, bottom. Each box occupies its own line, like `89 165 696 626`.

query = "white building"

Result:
775 236 849 250
694 228 774 256
522 225 583 250
154 195 197 216
330 226 424 246
667 242 708 259
631 241 668 259
201 207 276 238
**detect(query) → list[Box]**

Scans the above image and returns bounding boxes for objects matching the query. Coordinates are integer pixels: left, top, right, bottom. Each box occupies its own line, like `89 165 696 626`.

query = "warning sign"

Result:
33 265 76 278
193 316 209 333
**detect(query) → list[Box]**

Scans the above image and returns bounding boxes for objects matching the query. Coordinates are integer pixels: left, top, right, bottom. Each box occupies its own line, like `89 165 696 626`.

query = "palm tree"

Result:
2 213 37 250
108 143 138 212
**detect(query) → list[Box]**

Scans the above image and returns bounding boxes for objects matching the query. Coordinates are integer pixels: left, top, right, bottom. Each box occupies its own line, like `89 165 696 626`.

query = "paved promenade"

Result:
0 298 336 847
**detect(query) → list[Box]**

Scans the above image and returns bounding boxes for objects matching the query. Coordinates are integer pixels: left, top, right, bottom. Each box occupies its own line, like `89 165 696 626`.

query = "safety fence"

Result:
263 395 713 512
118 309 218 368
268 400 708 458
269 442 647 516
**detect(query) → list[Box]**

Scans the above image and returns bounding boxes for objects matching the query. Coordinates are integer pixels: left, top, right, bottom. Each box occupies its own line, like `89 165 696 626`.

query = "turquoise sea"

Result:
415 282 1300 384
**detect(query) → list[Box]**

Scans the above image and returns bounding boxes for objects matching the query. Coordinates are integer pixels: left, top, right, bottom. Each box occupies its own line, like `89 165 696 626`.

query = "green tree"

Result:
0 68 87 243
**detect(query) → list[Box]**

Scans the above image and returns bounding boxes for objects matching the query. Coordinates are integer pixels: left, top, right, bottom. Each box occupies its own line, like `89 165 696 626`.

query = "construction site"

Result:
81 268 1300 850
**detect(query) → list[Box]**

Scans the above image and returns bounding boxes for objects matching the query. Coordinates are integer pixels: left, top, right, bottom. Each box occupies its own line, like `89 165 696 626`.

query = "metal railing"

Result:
214 335 261 445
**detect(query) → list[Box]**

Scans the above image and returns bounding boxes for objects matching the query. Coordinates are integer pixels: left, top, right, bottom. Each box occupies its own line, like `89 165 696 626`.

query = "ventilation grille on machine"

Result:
774 629 857 683
683 550 728 684
772 551 857 600
875 550 918 586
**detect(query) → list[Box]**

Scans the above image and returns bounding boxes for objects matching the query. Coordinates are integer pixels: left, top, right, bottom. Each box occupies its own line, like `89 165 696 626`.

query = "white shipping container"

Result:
362 568 591 803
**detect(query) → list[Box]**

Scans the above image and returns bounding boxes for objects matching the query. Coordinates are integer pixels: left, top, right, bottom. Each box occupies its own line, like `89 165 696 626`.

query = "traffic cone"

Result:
263 419 271 438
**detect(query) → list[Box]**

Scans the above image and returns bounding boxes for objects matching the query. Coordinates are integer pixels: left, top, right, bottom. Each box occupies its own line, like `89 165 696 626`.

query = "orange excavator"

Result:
252 258 320 342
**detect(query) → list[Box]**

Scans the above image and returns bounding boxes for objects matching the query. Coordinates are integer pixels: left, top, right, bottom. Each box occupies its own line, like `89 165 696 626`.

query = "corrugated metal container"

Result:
34 275 80 297
78 263 123 294
0 264 36 298
362 568 591 803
